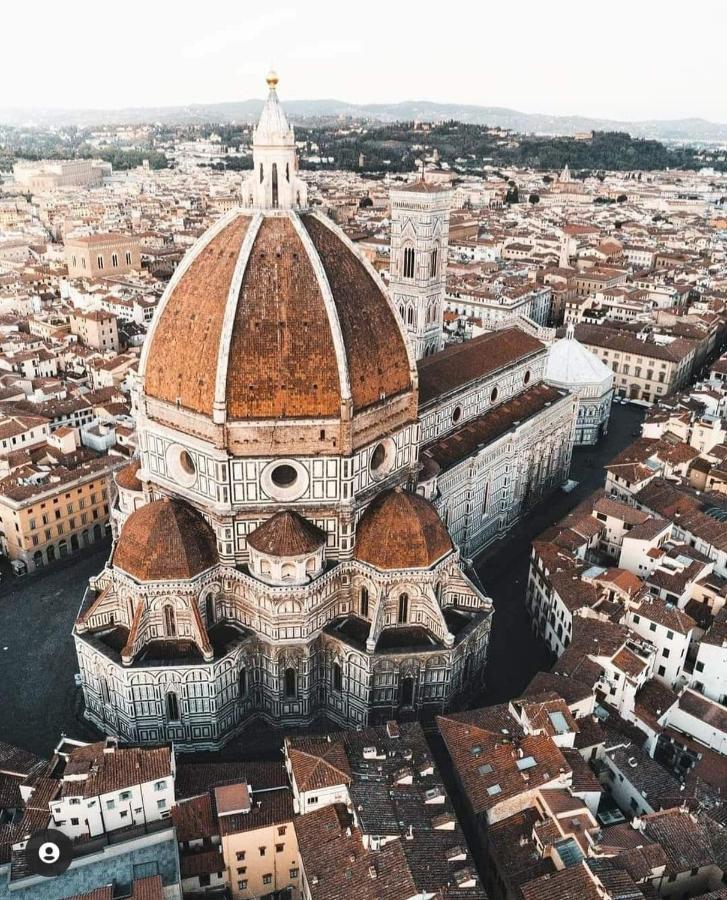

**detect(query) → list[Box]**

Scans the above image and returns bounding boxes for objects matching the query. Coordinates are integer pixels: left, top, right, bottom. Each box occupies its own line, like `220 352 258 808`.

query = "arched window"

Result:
398 593 409 624
163 605 176 637
239 668 247 698
99 676 110 706
407 307 414 325
205 595 215 625
403 246 415 279
271 162 279 208
284 667 296 699
286 162 290 182
333 662 342 692
165 691 180 722
430 247 438 278
360 587 369 618
399 305 404 319
259 163 263 183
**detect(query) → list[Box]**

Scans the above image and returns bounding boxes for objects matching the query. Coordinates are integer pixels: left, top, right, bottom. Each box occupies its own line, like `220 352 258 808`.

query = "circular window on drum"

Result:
452 405 462 425
523 370 531 385
261 459 308 501
369 438 396 480
490 386 499 403
166 444 197 487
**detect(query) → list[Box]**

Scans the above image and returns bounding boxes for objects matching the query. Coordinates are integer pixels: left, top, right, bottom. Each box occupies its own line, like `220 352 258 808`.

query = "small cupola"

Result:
246 510 326 585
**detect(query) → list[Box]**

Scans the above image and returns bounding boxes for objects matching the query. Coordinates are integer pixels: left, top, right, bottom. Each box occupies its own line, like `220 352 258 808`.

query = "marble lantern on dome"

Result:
74 74 495 750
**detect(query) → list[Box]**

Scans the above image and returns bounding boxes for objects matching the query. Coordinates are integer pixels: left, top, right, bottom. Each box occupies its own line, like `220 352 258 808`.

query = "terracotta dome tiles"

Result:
225 215 342 420
246 509 326 557
113 498 218 582
144 214 252 416
142 210 414 425
115 460 143 492
301 214 413 412
354 488 453 571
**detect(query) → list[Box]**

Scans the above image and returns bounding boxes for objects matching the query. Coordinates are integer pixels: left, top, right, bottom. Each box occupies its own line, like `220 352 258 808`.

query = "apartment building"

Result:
571 324 695 402
0 447 120 573
70 308 120 352
48 738 175 840
215 782 301 900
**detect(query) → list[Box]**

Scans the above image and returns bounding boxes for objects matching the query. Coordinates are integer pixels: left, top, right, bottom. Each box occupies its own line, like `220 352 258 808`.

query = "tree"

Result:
542 174 553 184
617 194 628 203
528 193 540 204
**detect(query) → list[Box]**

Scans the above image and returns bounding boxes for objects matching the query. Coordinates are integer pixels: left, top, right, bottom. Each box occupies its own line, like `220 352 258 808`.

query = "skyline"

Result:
2 0 726 123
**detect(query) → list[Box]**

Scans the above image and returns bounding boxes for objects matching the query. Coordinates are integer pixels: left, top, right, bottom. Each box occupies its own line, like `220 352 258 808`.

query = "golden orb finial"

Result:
266 69 279 89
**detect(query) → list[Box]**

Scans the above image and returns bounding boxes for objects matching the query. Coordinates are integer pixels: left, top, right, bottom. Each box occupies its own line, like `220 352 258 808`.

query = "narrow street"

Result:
473 401 645 704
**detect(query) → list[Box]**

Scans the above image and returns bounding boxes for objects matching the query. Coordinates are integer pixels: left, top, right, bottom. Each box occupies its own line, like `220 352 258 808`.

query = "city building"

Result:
0 441 120 574
65 234 141 280
545 324 614 445
569 324 696 403
12 158 111 191
70 309 120 353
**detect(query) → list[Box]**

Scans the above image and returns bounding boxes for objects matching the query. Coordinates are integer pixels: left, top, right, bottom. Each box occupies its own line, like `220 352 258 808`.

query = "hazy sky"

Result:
3 0 726 121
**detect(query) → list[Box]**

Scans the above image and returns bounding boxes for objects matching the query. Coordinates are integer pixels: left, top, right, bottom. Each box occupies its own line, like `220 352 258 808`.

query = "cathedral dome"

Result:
140 210 415 430
354 488 453 570
113 498 218 582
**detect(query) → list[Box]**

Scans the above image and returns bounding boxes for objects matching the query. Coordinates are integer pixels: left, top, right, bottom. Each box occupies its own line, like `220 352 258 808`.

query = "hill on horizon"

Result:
1 97 726 143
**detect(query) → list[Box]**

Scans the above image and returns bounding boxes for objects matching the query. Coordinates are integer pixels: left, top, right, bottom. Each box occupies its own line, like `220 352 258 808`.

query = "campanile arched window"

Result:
403 246 415 279
430 247 438 278
259 163 263 183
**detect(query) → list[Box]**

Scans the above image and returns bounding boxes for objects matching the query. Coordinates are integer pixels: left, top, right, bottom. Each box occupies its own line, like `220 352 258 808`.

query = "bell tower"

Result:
389 179 453 359
242 71 307 211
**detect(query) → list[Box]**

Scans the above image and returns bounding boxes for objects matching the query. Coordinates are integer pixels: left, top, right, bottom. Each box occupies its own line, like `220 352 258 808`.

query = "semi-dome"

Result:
354 488 453 570
115 460 143 492
140 210 415 428
546 325 614 389
113 498 218 582
247 510 325 558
